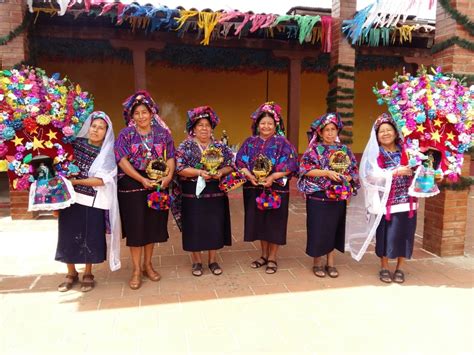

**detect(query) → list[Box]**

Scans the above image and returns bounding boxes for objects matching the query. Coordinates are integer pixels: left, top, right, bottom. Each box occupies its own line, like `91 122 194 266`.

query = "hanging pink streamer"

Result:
321 16 332 53
249 14 268 32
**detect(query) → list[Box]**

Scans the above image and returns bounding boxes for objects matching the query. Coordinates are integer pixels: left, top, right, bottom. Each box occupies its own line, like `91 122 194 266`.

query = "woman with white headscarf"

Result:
56 111 121 292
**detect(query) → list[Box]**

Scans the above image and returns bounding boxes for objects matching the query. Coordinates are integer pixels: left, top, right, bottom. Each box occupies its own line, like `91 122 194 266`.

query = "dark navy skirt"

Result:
376 211 417 259
56 203 106 264
306 191 347 258
242 182 290 245
181 180 231 252
118 172 169 247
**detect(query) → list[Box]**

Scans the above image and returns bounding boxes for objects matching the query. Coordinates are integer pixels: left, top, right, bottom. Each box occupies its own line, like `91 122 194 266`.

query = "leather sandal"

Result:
393 269 405 283
379 269 392 283
80 274 95 292
312 266 326 278
142 267 161 282
325 265 339 278
58 273 79 292
192 263 203 277
265 260 278 274
129 273 142 290
250 257 268 269
208 262 223 276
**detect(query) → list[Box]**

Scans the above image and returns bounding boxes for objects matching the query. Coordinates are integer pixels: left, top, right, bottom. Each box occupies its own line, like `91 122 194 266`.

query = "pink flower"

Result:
62 126 74 137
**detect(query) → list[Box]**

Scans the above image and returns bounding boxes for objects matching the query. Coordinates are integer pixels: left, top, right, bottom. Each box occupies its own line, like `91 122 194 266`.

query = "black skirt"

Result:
117 172 169 247
56 203 106 264
306 191 347 258
376 211 417 259
242 182 290 245
181 180 231 252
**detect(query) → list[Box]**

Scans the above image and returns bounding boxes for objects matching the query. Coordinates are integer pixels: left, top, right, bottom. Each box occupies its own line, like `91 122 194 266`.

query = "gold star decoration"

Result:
416 125 426 133
446 132 456 141
32 136 45 151
13 135 24 146
46 130 57 141
433 118 443 128
430 130 441 143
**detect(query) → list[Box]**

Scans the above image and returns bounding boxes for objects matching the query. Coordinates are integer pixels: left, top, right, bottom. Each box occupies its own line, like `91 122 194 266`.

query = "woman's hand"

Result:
198 170 213 181
242 169 258 186
395 166 412 176
160 175 172 189
212 170 223 180
141 177 155 189
326 170 342 182
263 174 275 188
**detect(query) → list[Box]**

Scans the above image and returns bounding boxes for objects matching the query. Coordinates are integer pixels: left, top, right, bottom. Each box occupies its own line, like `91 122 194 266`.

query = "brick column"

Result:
422 0 472 256
328 0 356 145
0 1 32 219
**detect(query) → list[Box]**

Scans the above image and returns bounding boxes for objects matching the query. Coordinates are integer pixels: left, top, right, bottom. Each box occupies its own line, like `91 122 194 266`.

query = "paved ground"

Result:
0 187 473 355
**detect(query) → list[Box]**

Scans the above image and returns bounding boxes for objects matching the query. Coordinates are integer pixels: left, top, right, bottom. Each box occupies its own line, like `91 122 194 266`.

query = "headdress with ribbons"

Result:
186 105 219 134
251 101 285 136
122 90 170 132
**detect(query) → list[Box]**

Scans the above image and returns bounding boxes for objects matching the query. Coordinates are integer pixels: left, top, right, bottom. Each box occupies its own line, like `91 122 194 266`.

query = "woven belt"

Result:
182 192 225 199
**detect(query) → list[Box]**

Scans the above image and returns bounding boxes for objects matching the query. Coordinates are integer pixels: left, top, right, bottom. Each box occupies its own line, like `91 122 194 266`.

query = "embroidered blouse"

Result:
378 148 416 206
297 143 360 194
114 124 175 172
235 135 298 184
175 139 234 181
72 138 100 198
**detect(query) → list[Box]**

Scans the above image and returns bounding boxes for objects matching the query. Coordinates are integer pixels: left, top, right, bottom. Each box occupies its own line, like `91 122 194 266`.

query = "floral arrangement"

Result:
147 187 170 211
256 189 281 210
325 179 353 200
0 66 93 190
373 66 473 180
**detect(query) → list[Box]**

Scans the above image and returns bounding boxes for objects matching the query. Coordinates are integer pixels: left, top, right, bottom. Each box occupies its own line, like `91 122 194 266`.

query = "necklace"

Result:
137 128 154 159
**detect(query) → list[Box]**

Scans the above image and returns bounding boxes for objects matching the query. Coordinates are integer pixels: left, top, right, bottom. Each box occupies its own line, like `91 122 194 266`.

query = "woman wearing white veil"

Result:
56 111 121 292
346 113 416 283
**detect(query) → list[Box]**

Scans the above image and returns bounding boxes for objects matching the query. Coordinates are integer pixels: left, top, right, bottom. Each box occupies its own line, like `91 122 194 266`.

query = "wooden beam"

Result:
358 46 432 58
287 57 301 151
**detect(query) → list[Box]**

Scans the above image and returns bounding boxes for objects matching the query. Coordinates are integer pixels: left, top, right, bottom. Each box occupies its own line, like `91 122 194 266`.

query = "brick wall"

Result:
1 0 31 218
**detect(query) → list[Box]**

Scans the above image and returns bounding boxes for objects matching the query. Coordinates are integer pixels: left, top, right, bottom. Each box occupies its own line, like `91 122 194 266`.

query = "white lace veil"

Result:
77 111 122 271
345 122 393 261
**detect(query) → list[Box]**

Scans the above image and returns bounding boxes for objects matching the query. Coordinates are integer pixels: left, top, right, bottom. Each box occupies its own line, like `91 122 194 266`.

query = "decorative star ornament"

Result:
13 135 24 146
430 130 441 143
32 136 45 151
416 124 426 133
433 118 443 128
46 129 57 141
446 132 455 141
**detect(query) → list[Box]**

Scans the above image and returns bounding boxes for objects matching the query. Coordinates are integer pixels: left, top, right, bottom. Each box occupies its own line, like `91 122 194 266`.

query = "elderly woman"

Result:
56 111 121 292
297 113 360 278
235 102 298 274
176 106 234 276
348 113 418 283
114 91 175 290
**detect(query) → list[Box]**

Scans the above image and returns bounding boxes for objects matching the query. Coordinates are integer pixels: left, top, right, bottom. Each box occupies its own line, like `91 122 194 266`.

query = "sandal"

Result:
393 269 405 283
379 269 392 283
208 262 223 276
250 257 268 269
57 272 79 292
192 263 203 277
312 265 326 278
142 267 161 282
265 260 278 274
325 265 339 278
80 274 95 292
129 272 142 290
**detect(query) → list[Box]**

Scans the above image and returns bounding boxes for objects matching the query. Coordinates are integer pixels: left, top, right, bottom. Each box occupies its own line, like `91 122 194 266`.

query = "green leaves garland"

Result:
439 176 474 191
431 36 474 54
439 0 474 36
0 12 31 46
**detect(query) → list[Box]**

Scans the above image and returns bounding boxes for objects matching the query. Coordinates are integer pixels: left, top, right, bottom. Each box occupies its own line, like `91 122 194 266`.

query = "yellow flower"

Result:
58 86 67 94
0 160 8 172
36 114 52 126
45 141 53 148
72 116 79 123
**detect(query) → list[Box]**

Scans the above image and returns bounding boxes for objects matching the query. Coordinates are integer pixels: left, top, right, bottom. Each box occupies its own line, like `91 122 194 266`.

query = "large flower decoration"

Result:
0 66 94 190
373 66 473 179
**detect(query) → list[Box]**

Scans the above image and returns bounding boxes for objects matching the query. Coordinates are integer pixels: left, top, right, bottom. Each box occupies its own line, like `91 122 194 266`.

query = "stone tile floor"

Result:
0 188 473 354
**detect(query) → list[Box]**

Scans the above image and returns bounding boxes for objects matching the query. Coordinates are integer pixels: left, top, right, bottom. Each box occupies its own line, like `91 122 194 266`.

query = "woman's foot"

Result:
393 269 405 283
129 272 142 290
142 265 161 281
379 269 392 283
312 265 326 278
57 272 79 292
208 262 223 276
250 257 268 269
265 260 278 274
192 263 203 277
325 265 339 278
80 274 95 292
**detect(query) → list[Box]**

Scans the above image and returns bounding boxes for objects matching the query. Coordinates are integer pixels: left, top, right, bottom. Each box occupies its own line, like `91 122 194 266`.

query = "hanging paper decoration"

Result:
373 66 474 182
343 0 434 44
0 66 94 196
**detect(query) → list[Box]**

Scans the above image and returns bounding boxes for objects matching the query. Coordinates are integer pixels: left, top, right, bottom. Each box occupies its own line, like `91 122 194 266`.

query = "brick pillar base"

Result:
9 189 35 220
423 189 468 256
